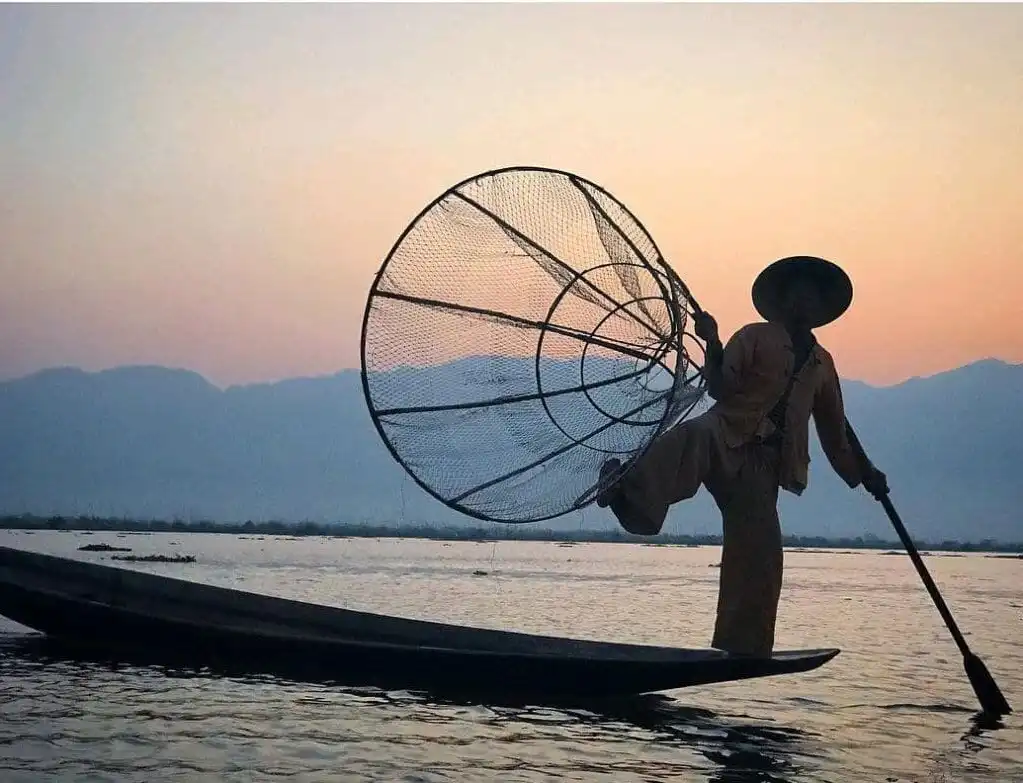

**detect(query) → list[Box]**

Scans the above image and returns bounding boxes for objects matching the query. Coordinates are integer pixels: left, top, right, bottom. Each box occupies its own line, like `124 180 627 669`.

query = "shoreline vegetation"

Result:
1 514 1021 554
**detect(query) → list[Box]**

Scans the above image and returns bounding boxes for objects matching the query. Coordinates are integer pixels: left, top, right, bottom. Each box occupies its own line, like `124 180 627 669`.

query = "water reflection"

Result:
2 635 820 782
961 711 1009 753
412 691 821 783
548 696 816 783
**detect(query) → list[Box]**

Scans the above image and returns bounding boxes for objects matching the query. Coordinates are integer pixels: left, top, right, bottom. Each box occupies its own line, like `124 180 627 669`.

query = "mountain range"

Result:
1 358 1020 543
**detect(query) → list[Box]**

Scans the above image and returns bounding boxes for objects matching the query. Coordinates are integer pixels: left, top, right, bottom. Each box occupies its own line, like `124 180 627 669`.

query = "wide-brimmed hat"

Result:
751 255 853 328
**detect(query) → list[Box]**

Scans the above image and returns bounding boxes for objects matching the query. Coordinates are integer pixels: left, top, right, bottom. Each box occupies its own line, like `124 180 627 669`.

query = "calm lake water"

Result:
0 530 1020 782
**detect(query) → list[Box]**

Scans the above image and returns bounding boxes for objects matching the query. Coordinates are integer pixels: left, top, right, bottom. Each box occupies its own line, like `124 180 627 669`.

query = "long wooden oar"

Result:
844 420 1012 716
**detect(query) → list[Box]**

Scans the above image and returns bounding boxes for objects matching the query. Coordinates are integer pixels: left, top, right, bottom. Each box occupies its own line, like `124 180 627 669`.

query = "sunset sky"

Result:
2 3 1021 389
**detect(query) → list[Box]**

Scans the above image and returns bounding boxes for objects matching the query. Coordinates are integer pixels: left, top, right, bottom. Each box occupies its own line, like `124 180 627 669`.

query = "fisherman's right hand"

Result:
862 465 889 499
693 311 719 342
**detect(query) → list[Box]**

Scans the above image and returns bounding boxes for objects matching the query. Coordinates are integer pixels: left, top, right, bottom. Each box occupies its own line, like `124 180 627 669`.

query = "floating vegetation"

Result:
78 543 131 552
882 550 933 557
113 553 195 563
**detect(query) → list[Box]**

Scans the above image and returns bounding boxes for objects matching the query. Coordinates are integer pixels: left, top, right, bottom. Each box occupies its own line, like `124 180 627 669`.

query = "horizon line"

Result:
2 515 1022 552
2 355 1020 393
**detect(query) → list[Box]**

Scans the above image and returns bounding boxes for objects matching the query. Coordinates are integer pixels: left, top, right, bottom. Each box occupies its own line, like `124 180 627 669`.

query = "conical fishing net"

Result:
360 167 707 524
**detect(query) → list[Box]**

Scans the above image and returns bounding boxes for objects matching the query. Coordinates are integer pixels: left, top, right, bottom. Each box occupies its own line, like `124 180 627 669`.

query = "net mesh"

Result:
360 167 707 524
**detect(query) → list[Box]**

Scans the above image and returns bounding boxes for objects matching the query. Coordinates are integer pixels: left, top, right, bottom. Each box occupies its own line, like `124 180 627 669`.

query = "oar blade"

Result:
964 651 1012 716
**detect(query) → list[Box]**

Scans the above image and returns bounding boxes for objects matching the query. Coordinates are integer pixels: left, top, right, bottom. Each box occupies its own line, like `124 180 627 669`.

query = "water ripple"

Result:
1 531 1021 782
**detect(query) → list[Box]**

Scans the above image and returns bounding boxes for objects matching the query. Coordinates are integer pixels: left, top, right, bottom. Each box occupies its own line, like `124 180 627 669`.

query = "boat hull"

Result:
0 546 839 698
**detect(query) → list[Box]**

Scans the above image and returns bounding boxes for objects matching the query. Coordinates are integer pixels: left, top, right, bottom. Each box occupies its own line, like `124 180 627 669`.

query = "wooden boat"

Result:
0 546 839 698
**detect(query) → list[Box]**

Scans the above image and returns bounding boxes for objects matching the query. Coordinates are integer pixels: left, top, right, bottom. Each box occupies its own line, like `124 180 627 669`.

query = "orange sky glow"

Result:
1 3 1020 388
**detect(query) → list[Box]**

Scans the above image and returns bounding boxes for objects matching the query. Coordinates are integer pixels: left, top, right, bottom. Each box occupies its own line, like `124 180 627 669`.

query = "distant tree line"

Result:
1 514 1021 554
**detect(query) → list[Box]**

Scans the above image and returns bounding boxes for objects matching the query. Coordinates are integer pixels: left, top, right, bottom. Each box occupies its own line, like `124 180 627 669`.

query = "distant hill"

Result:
0 358 1020 543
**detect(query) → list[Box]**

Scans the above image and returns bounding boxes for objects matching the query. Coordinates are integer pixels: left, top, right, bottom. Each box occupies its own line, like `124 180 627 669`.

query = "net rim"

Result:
359 165 706 524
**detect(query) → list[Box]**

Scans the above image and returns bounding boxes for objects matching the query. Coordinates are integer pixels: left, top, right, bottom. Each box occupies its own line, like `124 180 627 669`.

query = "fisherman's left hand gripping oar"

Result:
844 419 1012 717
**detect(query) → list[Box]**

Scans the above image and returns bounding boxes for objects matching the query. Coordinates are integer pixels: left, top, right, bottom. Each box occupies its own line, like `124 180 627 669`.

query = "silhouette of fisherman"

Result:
597 255 889 657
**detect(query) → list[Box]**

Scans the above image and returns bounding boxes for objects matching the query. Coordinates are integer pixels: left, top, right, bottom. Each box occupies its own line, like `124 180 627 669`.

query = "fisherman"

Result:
596 255 889 657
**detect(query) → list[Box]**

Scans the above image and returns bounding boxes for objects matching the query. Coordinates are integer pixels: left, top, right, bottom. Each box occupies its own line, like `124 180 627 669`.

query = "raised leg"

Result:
596 411 723 536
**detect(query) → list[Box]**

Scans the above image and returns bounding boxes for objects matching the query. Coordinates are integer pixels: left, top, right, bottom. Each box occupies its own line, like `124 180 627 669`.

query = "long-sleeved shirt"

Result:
709 320 864 495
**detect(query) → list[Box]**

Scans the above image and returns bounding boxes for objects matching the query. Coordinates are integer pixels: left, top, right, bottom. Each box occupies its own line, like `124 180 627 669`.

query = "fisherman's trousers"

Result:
605 410 784 657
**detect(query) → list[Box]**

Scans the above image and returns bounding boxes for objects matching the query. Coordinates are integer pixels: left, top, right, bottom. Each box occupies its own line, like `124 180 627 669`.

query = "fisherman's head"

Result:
778 275 825 330
751 256 853 333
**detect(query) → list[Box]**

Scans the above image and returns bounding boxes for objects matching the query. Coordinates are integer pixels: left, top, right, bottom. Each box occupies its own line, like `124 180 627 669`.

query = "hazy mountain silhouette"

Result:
1 358 1020 542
